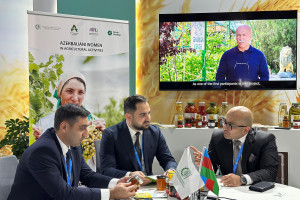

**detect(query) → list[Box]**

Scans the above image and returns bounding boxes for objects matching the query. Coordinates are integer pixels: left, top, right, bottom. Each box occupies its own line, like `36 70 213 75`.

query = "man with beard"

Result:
100 95 177 185
216 24 269 81
8 104 137 200
191 106 278 187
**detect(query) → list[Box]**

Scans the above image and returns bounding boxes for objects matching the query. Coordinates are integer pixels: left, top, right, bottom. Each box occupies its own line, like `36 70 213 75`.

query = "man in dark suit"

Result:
100 95 177 185
191 106 278 187
8 104 137 200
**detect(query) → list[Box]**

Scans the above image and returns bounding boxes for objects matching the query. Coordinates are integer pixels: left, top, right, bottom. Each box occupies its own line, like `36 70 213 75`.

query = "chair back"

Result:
277 152 288 185
0 155 18 200
94 139 101 173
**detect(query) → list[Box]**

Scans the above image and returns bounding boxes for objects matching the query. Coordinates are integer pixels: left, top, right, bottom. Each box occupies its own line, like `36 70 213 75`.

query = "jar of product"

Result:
278 103 288 127
156 175 166 191
293 115 300 129
206 103 219 127
167 170 176 197
195 112 202 128
218 102 228 128
174 102 184 128
169 182 177 197
282 115 290 128
208 115 216 128
289 103 300 126
128 174 143 191
184 103 197 128
191 104 198 127
196 102 207 128
166 170 175 190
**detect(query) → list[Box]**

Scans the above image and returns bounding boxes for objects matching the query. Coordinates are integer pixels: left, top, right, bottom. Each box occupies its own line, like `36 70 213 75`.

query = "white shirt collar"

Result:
56 135 70 158
235 134 247 144
126 120 143 138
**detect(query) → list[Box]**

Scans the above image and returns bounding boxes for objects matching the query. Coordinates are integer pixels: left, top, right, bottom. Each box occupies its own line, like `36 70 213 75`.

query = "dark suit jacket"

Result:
100 120 177 178
208 129 279 184
8 128 112 200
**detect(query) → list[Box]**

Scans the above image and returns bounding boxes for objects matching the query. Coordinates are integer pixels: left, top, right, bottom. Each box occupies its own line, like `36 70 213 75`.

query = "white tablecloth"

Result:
138 182 300 200
210 183 300 200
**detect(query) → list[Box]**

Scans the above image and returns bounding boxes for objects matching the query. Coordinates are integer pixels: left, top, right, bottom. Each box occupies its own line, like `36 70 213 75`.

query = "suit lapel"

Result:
60 153 68 183
121 121 140 171
70 147 78 186
49 129 68 183
242 130 255 173
223 139 234 173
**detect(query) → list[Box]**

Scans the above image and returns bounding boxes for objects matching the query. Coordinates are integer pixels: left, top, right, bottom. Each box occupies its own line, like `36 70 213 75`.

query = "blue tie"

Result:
66 149 73 185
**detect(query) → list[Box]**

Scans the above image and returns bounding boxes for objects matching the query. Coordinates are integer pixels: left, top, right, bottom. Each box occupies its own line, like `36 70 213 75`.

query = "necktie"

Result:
233 140 242 175
66 149 73 185
135 132 142 162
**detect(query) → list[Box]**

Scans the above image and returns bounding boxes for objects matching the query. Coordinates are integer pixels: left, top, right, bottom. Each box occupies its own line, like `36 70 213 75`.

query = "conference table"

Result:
137 181 300 200
206 183 300 200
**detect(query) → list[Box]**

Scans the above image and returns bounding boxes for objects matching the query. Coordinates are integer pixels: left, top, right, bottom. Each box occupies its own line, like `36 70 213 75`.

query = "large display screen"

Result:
159 10 297 90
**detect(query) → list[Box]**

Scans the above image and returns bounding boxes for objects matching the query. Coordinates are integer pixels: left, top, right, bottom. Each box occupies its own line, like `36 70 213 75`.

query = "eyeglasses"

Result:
219 118 248 131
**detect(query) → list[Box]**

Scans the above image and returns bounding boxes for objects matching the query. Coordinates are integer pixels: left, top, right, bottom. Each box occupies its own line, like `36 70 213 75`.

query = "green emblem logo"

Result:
35 24 40 30
181 167 192 179
107 30 112 36
71 25 78 32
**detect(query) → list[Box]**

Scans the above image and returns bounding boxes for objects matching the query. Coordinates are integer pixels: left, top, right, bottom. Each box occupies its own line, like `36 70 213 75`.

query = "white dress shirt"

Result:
56 135 118 200
125 122 147 176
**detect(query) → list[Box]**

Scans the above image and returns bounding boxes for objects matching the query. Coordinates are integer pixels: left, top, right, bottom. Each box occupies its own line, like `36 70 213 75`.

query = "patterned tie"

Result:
135 132 142 162
233 140 242 175
66 149 73 185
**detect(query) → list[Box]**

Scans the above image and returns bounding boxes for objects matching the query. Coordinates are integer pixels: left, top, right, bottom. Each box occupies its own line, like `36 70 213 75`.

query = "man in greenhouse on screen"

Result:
215 24 269 82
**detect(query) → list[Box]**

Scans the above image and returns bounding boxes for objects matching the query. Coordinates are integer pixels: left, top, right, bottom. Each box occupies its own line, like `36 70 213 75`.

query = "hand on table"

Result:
164 168 175 176
110 182 137 199
117 176 131 184
220 173 242 187
190 145 203 166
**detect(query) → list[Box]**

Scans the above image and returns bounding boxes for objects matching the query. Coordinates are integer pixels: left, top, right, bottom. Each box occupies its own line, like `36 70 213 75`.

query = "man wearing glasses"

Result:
191 106 278 187
100 95 177 185
215 24 269 81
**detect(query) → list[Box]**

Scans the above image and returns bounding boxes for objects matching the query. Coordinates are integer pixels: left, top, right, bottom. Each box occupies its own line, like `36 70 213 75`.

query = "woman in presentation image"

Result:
32 70 106 139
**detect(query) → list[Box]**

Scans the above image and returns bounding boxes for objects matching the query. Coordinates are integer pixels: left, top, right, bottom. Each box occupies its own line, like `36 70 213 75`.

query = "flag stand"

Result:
197 146 220 199
191 189 208 200
193 189 220 200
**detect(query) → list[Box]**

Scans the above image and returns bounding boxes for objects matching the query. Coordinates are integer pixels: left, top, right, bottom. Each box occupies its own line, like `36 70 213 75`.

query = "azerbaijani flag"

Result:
200 147 219 196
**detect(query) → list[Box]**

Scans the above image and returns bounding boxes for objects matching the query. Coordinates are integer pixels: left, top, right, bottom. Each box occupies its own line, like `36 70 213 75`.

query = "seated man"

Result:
8 104 137 200
191 106 278 187
100 95 177 184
